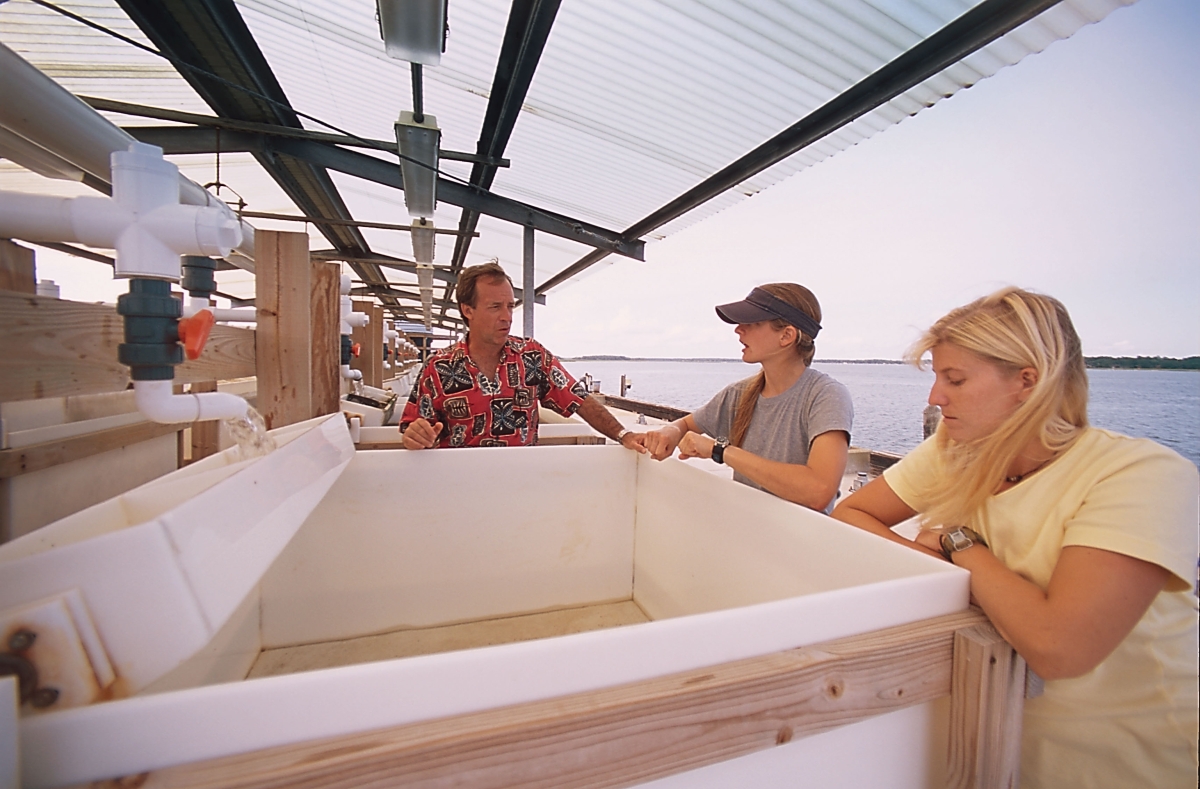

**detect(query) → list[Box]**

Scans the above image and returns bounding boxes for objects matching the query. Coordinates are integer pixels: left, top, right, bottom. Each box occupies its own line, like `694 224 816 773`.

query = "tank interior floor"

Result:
248 599 650 678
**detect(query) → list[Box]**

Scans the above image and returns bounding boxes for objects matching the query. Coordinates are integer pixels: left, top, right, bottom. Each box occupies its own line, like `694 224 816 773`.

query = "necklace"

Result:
1005 458 1052 484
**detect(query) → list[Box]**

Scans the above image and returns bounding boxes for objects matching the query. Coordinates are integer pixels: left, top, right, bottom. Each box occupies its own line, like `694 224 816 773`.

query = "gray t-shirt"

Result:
693 367 853 512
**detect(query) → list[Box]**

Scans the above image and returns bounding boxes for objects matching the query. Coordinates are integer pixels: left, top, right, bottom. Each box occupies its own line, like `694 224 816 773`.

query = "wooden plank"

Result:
370 304 385 388
349 300 384 389
946 624 1026 789
0 419 182 478
0 239 36 294
139 610 989 789
0 291 255 403
310 261 340 418
601 394 688 422
255 230 312 430
189 381 221 462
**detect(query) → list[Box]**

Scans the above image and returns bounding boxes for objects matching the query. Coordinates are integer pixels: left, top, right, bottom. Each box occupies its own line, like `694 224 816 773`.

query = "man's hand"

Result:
642 424 683 460
620 430 650 454
401 417 444 450
677 431 716 460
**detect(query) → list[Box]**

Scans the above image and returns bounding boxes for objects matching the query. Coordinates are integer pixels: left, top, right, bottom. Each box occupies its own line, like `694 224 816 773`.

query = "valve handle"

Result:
351 342 362 358
178 310 216 361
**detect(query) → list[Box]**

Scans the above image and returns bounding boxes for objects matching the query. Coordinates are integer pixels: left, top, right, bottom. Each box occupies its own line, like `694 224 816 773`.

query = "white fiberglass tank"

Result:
8 430 968 788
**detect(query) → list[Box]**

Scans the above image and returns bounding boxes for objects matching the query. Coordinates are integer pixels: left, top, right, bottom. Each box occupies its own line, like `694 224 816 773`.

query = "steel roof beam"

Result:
537 0 1064 295
444 0 562 316
273 138 641 261
113 0 393 301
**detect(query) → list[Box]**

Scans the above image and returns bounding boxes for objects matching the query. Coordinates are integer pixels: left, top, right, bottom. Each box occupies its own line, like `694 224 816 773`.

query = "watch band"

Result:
711 438 729 464
616 428 632 443
939 527 987 561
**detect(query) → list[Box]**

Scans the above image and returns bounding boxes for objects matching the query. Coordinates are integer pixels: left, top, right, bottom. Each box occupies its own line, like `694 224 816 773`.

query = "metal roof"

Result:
0 0 1135 331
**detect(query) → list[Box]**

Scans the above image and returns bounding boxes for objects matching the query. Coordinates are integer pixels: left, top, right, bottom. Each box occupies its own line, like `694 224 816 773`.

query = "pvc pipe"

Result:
340 364 362 381
184 299 256 323
0 42 257 269
134 380 249 424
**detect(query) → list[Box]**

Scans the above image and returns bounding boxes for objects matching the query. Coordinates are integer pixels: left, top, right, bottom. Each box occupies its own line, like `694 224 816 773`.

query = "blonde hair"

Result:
729 283 821 447
906 287 1088 529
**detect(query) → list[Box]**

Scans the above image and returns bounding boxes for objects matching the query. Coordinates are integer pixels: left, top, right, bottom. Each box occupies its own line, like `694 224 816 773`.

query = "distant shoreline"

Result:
563 355 1200 371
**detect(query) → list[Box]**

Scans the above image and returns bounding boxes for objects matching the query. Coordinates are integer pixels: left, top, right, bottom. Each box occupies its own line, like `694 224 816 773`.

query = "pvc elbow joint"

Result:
134 380 249 424
340 364 362 381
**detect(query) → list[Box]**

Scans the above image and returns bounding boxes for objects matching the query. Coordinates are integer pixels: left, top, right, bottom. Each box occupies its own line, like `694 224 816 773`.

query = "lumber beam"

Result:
349 300 383 389
0 291 255 402
0 239 36 294
310 261 341 418
136 610 1018 789
947 624 1027 788
254 230 313 430
0 420 181 479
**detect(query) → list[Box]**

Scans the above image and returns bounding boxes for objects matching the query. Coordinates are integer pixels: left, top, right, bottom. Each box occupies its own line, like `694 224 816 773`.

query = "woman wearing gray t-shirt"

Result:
642 283 853 513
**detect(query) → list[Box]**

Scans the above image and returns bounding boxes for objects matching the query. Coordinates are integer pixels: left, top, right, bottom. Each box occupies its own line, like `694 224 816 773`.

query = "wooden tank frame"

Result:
123 610 1025 789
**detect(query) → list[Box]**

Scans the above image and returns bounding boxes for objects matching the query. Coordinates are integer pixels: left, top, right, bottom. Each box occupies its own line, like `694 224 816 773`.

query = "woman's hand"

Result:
913 528 948 559
642 415 700 461
678 431 716 460
642 424 683 460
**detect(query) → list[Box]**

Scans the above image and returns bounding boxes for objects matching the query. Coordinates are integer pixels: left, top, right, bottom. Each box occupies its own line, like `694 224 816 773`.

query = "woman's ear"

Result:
780 325 798 347
1017 367 1039 401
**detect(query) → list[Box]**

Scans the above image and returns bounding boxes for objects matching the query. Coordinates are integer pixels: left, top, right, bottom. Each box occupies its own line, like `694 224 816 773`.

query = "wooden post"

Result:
255 230 312 430
946 623 1026 789
370 304 385 387
350 300 384 389
310 261 340 417
189 381 221 461
0 240 36 294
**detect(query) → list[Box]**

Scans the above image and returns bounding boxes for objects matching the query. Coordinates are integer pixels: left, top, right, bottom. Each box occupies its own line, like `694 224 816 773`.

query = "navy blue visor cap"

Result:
715 287 821 338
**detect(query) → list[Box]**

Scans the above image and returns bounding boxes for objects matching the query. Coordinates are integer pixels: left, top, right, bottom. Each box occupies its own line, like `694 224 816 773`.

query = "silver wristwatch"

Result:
616 428 632 443
940 527 986 561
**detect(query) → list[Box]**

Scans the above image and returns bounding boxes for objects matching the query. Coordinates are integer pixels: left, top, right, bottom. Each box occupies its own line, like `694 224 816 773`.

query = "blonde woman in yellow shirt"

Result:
833 287 1198 789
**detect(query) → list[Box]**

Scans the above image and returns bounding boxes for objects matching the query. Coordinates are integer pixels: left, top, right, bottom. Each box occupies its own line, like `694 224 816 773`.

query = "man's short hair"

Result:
456 261 513 313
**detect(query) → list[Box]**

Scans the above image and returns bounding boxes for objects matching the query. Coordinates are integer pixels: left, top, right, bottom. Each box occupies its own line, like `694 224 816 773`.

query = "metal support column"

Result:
523 225 535 338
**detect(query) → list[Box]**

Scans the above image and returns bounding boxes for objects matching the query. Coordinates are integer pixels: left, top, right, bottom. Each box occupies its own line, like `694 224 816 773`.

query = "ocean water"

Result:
563 360 1200 468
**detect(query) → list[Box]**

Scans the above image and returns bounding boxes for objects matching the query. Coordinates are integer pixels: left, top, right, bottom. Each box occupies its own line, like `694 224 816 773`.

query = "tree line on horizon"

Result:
566 355 1200 370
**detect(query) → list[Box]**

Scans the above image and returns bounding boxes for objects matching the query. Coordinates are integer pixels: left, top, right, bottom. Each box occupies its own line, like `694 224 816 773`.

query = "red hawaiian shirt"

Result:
399 336 587 447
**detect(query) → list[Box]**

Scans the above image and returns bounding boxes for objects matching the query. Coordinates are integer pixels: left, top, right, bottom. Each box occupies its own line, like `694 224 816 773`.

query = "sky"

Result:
528 0 1200 360
25 0 1200 362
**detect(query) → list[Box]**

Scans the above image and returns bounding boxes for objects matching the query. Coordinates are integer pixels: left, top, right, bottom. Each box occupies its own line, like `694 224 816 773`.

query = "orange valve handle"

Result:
351 342 362 358
177 310 216 360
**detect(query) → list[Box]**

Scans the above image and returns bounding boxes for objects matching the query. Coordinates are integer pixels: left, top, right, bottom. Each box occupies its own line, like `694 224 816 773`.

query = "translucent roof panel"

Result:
0 0 1137 321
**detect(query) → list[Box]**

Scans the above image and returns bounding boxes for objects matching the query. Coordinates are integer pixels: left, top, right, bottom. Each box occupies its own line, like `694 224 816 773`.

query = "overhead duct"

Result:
0 42 257 271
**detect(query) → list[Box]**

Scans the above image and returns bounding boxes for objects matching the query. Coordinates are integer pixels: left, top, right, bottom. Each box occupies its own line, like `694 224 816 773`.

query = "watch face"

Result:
947 529 973 552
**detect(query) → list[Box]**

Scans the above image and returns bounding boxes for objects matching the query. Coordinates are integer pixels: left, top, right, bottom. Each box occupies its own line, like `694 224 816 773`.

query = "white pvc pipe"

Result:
134 380 249 424
184 299 256 323
0 41 256 269
341 364 362 381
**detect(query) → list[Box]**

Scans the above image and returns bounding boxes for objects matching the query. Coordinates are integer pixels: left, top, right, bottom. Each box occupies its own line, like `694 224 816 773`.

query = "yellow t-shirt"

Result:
885 428 1199 789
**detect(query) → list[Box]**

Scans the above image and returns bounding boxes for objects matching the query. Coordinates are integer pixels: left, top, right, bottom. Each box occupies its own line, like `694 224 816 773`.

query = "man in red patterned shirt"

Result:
400 262 649 452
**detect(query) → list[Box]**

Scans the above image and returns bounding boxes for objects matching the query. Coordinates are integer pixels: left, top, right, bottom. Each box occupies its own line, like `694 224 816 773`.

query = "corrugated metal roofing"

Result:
0 0 1136 319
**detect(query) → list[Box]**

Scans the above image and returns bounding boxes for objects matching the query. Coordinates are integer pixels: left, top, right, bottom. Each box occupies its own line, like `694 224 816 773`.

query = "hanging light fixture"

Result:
376 0 447 65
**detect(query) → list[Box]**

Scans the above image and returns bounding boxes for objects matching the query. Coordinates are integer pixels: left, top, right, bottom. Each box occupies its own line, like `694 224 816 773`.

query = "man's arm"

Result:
575 397 648 453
